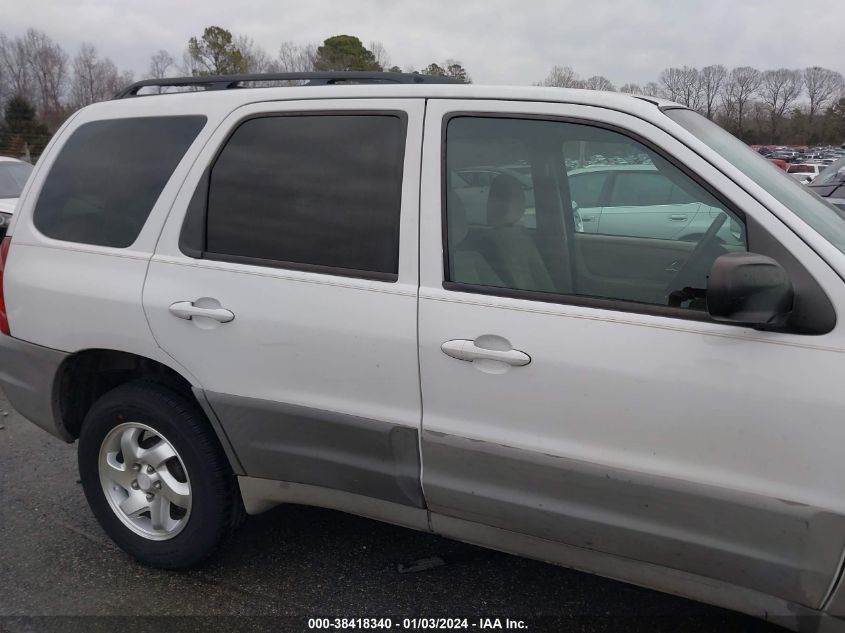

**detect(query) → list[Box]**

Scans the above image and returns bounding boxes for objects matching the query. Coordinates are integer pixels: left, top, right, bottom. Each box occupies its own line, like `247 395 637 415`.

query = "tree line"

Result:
176 28 470 82
2 24 843 160
0 26 470 159
538 64 845 145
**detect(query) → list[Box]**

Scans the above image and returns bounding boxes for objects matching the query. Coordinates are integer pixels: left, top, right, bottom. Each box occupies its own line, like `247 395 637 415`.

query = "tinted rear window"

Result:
34 116 206 247
204 114 406 279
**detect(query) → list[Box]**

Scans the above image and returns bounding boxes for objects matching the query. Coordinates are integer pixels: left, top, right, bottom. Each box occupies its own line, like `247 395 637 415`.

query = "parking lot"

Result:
0 389 780 633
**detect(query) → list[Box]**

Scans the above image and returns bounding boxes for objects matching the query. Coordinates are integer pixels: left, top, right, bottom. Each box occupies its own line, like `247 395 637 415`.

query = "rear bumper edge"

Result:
0 334 70 441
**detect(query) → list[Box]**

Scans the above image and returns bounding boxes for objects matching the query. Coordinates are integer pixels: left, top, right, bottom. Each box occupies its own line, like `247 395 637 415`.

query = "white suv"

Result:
3 72 845 629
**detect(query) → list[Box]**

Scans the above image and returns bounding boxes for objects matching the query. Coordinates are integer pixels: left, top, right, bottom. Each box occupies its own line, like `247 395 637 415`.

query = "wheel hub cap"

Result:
136 470 154 491
97 422 192 541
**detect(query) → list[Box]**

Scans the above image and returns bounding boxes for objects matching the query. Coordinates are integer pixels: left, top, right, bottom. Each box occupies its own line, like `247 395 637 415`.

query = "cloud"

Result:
1 0 842 85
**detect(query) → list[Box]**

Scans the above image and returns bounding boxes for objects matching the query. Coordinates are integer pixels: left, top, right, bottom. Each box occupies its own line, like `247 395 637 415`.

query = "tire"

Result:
78 380 243 568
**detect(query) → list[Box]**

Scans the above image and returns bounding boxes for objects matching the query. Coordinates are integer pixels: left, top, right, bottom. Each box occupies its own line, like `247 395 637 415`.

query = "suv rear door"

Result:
143 99 426 509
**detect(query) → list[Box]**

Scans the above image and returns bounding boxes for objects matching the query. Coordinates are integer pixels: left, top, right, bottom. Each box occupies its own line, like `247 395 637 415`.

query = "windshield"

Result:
812 156 845 187
0 161 33 199
665 108 845 254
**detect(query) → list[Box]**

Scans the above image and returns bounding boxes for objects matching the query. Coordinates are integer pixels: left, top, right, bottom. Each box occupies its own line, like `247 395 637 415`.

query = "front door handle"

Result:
441 339 531 367
169 301 235 323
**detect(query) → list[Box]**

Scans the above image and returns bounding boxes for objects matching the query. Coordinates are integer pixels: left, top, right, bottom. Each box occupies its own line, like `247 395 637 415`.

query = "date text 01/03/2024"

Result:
306 618 529 630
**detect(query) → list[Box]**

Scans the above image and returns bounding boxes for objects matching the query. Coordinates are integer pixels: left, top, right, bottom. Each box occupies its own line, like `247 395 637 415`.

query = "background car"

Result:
0 156 34 237
567 164 742 243
807 155 845 211
787 163 824 184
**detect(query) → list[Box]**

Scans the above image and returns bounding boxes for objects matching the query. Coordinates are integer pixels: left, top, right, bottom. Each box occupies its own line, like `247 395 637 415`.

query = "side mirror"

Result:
707 253 793 326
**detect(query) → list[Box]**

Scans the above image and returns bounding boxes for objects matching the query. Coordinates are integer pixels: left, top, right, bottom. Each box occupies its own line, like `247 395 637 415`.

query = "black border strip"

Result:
441 280 712 322
196 251 399 282
440 111 748 324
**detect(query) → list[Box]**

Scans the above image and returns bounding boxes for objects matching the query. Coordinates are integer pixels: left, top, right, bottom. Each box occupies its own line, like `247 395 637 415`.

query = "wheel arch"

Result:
54 348 198 441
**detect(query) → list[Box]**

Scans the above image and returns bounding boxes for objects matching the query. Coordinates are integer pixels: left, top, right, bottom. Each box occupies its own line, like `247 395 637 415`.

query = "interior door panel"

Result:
573 233 696 302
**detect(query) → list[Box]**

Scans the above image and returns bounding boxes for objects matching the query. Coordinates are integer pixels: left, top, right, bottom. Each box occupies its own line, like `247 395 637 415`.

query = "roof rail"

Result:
114 71 462 99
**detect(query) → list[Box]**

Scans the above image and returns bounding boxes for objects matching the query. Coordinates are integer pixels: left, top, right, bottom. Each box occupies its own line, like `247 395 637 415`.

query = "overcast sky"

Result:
0 0 843 86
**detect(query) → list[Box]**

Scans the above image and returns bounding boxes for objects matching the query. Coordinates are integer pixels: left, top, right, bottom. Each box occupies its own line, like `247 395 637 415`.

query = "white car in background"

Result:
0 157 34 235
787 163 825 184
568 164 742 243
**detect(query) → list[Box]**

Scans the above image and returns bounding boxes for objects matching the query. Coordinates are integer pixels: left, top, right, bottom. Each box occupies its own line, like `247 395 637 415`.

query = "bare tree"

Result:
0 34 34 101
71 43 101 105
539 65 582 88
659 67 683 101
582 75 615 91
758 68 803 143
749 100 769 140
0 30 67 127
804 66 844 119
699 64 727 120
147 49 175 79
722 66 762 135
24 30 68 124
369 41 390 71
233 35 272 73
619 83 642 94
276 42 316 73
643 82 663 98
660 66 702 109
71 43 131 106
178 49 200 77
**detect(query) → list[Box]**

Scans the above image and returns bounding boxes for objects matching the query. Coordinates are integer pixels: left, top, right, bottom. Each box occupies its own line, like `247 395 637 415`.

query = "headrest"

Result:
486 173 526 227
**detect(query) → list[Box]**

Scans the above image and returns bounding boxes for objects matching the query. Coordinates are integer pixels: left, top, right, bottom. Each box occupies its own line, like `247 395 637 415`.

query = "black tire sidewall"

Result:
78 381 235 568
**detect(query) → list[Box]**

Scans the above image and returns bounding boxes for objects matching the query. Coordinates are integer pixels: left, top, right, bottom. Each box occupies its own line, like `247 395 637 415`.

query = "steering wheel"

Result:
662 213 727 305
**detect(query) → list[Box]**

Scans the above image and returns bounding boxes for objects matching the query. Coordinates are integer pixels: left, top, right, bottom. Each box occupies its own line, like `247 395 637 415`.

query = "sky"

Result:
0 0 843 87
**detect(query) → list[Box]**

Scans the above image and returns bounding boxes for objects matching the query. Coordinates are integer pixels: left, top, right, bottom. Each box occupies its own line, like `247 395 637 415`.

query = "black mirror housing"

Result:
707 253 794 327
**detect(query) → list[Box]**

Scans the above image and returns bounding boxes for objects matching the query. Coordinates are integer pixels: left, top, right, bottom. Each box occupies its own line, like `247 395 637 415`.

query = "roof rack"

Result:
114 71 462 99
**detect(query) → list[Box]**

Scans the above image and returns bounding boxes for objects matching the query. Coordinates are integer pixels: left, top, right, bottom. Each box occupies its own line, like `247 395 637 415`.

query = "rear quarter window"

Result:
33 116 206 247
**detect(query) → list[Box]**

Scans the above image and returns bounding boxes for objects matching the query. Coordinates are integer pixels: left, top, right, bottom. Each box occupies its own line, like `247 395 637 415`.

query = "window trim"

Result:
440 111 749 325
180 110 409 283
442 279 714 322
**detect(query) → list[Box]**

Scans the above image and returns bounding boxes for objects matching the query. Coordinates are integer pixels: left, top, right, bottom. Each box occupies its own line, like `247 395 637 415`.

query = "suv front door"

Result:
418 99 845 608
143 99 426 510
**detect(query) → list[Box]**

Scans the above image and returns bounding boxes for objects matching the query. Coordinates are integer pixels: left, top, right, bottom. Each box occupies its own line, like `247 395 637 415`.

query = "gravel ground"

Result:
0 389 782 633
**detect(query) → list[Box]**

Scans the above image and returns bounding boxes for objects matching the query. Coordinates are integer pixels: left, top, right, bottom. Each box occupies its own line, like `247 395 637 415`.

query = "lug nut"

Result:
133 464 141 472
153 481 162 490
146 465 155 474
145 493 154 501
131 480 139 490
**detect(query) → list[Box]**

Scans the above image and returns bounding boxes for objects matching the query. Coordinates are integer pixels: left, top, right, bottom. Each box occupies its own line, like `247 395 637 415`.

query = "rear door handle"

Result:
169 301 235 323
669 214 689 221
441 339 531 367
